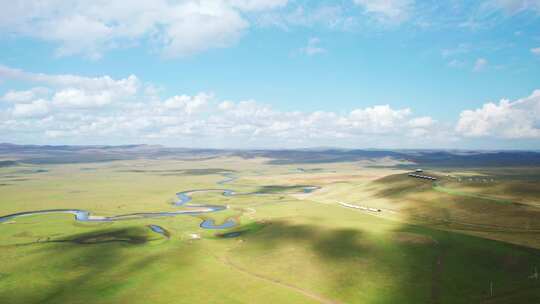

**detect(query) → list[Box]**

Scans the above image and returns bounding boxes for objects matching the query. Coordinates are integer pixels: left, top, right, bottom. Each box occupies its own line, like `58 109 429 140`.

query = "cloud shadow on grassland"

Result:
0 226 186 304
228 220 540 303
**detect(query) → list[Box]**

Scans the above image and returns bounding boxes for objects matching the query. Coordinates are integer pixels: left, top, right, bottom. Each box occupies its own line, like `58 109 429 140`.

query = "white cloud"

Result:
1 65 446 148
218 100 235 111
44 14 114 59
162 93 211 114
12 99 49 118
209 101 435 144
407 116 437 138
218 99 274 119
473 58 488 71
299 37 326 56
0 0 288 58
228 0 288 11
52 88 114 108
0 65 139 111
1 88 48 103
0 65 139 93
2 90 35 103
160 2 248 57
531 47 540 55
456 90 540 138
347 105 411 133
353 0 414 23
408 116 436 128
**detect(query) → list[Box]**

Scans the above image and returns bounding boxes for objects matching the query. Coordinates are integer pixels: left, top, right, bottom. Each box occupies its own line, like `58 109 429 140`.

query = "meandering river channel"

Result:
0 174 319 230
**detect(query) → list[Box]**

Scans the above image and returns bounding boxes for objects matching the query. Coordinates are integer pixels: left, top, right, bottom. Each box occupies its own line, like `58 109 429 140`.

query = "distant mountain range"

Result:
1 143 540 167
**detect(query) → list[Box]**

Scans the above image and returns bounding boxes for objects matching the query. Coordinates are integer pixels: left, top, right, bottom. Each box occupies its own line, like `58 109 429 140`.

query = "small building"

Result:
408 173 437 181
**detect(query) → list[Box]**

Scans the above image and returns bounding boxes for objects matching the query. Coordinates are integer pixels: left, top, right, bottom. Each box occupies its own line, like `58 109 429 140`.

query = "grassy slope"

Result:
0 159 539 303
311 171 540 247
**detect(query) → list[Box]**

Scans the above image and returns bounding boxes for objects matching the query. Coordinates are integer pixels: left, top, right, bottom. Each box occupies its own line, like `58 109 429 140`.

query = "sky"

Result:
0 0 539 150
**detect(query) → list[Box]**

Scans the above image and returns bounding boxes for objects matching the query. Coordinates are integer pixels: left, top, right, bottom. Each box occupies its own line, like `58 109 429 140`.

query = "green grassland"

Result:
0 158 539 303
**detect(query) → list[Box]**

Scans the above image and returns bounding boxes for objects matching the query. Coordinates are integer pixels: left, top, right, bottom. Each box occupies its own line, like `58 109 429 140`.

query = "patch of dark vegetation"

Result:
0 272 9 281
0 160 18 167
3 178 29 182
216 222 265 239
293 168 325 172
120 168 234 176
0 183 10 186
13 169 48 174
120 169 185 173
49 228 151 245
218 231 244 238
12 231 34 238
26 156 127 164
254 185 311 194
80 167 97 171
182 168 235 175
68 190 86 194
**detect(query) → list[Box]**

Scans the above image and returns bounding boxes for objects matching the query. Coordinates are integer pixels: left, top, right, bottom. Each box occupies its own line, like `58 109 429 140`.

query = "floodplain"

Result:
1 153 539 304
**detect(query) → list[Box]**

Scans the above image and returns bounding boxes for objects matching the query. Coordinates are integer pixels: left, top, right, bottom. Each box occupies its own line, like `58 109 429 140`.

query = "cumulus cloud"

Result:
228 0 288 11
1 88 49 103
456 90 540 138
0 65 454 148
532 47 540 55
160 2 249 57
408 116 436 128
0 65 139 93
12 99 49 118
347 105 411 133
0 65 139 112
52 89 114 108
161 93 211 114
2 90 35 103
353 0 414 23
0 0 287 58
209 101 436 144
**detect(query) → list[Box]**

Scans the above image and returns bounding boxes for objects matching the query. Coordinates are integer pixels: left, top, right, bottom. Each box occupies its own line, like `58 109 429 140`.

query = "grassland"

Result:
0 157 539 303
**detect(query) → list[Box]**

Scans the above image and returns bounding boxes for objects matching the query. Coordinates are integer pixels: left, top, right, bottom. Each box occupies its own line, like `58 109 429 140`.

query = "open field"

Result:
4 3 540 303
1 152 540 303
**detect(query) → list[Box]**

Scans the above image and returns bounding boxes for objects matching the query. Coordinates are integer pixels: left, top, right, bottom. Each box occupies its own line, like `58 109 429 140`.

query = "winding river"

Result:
0 174 320 230
0 189 236 229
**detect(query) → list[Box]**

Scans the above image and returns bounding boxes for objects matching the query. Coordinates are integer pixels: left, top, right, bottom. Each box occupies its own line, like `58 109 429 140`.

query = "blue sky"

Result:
1 0 540 149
